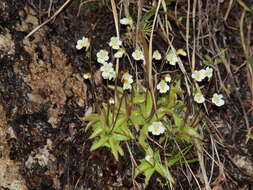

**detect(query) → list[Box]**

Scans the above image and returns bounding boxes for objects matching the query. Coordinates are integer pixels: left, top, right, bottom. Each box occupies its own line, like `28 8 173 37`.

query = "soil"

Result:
0 0 253 190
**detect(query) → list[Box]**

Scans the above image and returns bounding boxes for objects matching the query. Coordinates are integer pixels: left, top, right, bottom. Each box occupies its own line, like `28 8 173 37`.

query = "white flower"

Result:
166 51 180 65
176 49 187 56
165 74 171 83
132 49 144 61
157 80 170 93
153 50 162 60
114 48 125 58
122 72 133 90
123 82 132 90
148 122 165 136
97 50 109 64
100 62 115 80
191 70 205 82
109 98 115 104
212 93 225 107
109 36 122 50
83 73 91 79
76 36 90 50
122 72 133 84
145 155 152 162
203 67 213 79
145 155 153 164
120 17 133 26
194 93 205 104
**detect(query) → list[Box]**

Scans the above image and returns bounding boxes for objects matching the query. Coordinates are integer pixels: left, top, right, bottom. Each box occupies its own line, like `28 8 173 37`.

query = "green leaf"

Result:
82 114 99 121
167 91 177 108
249 58 253 71
109 136 119 161
116 144 124 156
91 121 103 130
89 126 105 139
139 123 151 147
173 101 185 114
135 160 153 178
181 127 201 139
247 134 253 139
113 133 130 141
144 168 156 184
100 112 107 127
167 146 192 167
142 6 156 22
85 120 99 132
180 158 198 164
90 135 109 151
173 113 184 128
171 79 184 95
132 93 145 104
113 114 128 130
152 152 175 183
118 126 134 139
108 85 124 94
101 104 113 126
144 91 153 118
143 145 154 156
156 107 171 118
130 108 145 126
155 163 174 184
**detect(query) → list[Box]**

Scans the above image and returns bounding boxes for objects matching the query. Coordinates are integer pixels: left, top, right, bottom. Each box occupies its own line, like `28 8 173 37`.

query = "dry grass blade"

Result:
147 0 163 111
25 0 72 39
174 141 202 189
240 9 253 142
224 0 234 21
192 0 197 72
197 149 211 190
247 63 253 112
240 10 248 58
236 0 251 11
123 0 130 18
136 0 144 46
110 0 120 103
186 0 191 71
77 0 97 16
110 0 120 37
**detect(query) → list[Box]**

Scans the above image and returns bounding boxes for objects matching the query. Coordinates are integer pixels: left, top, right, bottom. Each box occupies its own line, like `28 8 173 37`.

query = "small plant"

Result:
78 5 225 187
82 77 203 184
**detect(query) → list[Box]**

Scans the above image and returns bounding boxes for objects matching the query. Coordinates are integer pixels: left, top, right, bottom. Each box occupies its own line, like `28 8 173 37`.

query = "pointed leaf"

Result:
135 160 153 178
117 144 124 156
144 91 153 118
90 135 109 151
155 163 174 183
130 109 145 126
89 126 105 139
82 114 99 121
108 85 124 94
167 146 192 167
132 93 145 104
173 113 184 128
139 124 150 147
167 91 177 108
181 127 201 139
113 133 130 141
113 114 127 130
144 168 156 184
109 136 119 161
85 120 99 132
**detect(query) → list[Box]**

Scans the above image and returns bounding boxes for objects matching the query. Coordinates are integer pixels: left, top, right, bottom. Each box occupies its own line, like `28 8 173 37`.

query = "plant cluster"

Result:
76 12 225 186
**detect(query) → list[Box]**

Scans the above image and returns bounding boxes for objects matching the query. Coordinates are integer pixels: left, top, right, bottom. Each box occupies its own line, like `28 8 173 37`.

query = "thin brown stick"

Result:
25 0 72 39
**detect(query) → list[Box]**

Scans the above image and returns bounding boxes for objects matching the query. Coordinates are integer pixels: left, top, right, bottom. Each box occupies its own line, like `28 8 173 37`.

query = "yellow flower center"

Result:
153 128 159 133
